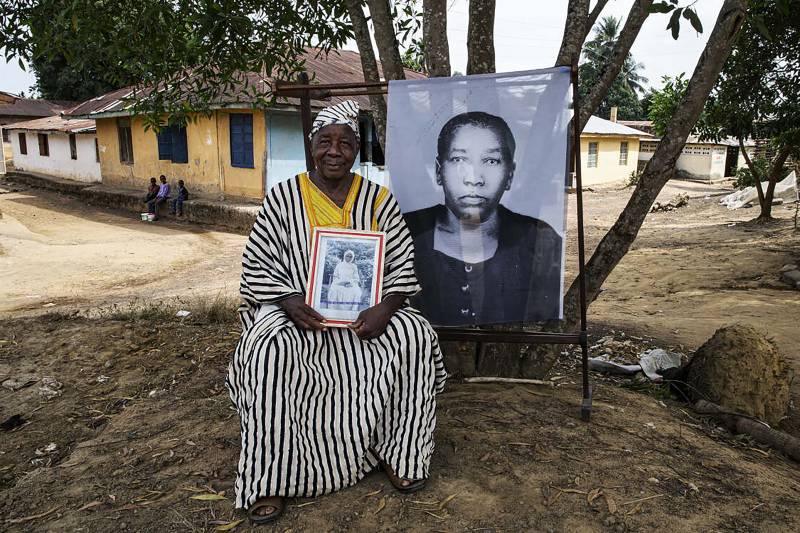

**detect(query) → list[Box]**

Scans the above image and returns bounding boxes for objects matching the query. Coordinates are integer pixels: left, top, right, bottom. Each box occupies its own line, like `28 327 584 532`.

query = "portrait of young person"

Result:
387 69 572 327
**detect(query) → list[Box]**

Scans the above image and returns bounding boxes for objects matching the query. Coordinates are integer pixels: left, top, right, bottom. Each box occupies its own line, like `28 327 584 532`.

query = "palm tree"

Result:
583 16 648 95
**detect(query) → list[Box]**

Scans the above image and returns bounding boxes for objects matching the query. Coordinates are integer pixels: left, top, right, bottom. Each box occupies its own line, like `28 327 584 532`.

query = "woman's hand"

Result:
349 294 406 340
279 295 327 331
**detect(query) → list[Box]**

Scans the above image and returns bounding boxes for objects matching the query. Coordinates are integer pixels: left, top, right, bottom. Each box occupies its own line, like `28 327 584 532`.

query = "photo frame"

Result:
306 228 386 326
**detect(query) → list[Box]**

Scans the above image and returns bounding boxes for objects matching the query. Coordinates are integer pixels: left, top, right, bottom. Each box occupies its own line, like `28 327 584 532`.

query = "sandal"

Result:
248 496 284 525
369 449 426 493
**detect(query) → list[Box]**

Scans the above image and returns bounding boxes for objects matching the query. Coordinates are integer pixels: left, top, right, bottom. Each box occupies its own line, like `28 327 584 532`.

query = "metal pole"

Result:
571 64 592 422
298 72 315 173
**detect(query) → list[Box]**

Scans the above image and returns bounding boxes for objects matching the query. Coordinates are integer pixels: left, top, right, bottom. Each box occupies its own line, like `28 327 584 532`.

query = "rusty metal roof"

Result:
5 115 96 133
0 97 78 118
64 48 425 119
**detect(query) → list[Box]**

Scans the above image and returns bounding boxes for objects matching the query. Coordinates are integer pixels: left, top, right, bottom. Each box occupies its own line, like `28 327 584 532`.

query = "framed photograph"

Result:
306 228 386 327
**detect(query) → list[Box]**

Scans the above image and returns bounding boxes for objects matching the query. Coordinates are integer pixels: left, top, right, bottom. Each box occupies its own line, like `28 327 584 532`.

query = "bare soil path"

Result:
1 177 799 531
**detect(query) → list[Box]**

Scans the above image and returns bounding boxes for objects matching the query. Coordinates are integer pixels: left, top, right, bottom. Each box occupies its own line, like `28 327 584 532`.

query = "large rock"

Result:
686 324 794 426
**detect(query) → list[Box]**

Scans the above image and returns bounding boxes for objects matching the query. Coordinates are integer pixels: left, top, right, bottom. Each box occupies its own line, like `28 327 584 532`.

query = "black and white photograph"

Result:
386 68 571 326
306 229 385 325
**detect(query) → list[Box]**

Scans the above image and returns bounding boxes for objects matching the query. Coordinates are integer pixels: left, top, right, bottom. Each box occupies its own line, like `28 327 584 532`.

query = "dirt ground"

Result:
1 177 799 531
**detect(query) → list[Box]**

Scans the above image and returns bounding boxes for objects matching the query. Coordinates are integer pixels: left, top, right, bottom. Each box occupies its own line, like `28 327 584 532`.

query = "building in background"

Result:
63 49 422 200
579 115 652 186
0 92 77 142
619 120 756 181
7 116 100 183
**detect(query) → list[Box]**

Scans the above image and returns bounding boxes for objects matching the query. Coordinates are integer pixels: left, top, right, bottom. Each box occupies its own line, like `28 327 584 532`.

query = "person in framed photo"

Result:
403 111 564 326
226 100 447 525
327 249 363 310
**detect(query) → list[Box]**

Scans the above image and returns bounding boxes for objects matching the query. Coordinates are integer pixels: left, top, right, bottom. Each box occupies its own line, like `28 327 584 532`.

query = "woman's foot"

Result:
369 449 426 493
248 496 284 524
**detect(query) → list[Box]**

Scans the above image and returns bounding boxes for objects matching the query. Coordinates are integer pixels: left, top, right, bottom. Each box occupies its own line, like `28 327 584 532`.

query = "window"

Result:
69 133 78 160
587 142 598 168
18 132 27 155
117 117 134 164
38 133 50 156
619 141 628 166
2 128 8 143
156 125 188 163
94 138 100 162
229 113 254 168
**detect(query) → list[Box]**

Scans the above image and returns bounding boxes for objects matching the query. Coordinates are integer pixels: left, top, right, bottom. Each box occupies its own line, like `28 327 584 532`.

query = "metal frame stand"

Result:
275 66 592 421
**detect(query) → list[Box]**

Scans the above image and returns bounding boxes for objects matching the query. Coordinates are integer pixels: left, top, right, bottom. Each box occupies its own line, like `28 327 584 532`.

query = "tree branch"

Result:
585 0 611 40
561 0 748 329
739 136 765 207
762 145 793 218
579 0 653 130
345 0 388 149
366 0 406 81
423 0 451 77
466 0 496 74
555 0 590 67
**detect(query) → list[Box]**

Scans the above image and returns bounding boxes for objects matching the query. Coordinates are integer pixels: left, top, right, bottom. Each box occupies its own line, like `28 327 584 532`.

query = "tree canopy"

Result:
579 16 648 120
0 0 352 126
698 0 800 218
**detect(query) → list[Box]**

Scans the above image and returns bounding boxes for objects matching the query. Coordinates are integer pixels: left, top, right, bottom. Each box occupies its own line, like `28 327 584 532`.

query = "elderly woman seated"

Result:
226 100 447 524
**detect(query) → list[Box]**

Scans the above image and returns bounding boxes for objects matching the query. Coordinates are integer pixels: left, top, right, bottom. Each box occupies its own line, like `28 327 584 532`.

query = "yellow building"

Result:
84 106 267 198
580 116 651 186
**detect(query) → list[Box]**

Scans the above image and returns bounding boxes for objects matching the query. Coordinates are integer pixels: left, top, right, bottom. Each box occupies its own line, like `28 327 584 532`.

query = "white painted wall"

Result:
9 130 101 183
639 142 729 180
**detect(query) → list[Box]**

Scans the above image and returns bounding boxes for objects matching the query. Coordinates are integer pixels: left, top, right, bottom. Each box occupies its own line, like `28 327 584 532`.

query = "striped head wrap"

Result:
310 100 360 141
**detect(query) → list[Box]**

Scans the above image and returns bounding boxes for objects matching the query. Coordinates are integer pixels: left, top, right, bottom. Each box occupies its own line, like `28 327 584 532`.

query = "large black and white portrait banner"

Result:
386 67 571 327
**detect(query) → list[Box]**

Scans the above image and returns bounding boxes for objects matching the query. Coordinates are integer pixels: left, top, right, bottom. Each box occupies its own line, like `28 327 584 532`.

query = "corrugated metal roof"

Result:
5 115 96 133
583 115 652 137
0 97 78 118
64 48 425 119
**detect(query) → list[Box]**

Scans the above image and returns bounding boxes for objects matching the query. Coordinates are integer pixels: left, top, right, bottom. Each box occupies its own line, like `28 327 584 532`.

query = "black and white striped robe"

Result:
227 174 447 510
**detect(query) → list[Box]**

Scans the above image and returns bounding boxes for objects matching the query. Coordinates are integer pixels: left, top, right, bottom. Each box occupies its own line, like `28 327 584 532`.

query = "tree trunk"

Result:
466 0 496 74
423 0 451 77
578 0 653 130
561 0 748 331
555 0 590 67
761 146 793 219
739 136 765 207
345 0 388 149
366 0 406 81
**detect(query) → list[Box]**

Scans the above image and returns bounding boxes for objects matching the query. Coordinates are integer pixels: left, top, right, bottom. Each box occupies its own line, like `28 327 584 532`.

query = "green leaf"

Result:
649 2 675 14
667 9 682 40
682 8 702 34
751 15 772 41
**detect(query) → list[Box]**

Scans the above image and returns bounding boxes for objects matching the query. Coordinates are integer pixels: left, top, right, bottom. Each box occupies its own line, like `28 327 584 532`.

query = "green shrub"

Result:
734 156 791 190
625 170 641 188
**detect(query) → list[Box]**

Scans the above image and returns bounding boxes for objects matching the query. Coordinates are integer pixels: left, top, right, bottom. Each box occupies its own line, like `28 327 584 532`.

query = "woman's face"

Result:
312 124 358 180
344 251 354 263
437 124 514 223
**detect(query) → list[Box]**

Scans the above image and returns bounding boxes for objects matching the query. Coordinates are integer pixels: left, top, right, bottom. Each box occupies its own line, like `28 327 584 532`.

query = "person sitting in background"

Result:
148 175 170 221
170 179 189 217
144 177 159 207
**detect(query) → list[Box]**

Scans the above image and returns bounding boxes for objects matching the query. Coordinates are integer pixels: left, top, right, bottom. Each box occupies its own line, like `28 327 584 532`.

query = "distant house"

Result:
619 120 755 181
0 92 78 143
7 116 100 183
579 116 652 185
63 49 423 199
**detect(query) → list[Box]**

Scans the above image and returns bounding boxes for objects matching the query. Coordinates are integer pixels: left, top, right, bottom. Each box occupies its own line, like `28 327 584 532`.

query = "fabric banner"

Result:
386 67 571 326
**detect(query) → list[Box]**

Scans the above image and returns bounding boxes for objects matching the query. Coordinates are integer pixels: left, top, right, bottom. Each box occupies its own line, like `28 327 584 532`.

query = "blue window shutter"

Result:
171 125 188 163
157 127 173 160
230 113 254 168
